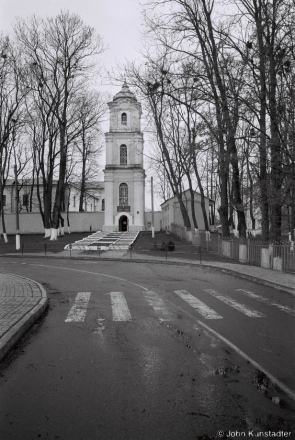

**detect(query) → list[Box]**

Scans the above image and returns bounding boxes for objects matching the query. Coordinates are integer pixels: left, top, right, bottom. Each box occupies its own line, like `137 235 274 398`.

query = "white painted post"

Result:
14 164 20 250
151 176 155 238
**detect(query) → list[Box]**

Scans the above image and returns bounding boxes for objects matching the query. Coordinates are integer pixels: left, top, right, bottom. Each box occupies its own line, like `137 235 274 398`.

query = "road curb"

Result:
218 268 295 296
1 253 294 296
0 275 48 363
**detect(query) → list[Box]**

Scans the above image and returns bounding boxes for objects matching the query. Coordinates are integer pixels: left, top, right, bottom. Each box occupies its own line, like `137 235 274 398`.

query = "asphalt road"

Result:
0 257 295 440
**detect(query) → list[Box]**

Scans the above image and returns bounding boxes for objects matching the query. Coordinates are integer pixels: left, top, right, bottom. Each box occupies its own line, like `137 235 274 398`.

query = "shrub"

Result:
153 242 165 251
167 241 175 251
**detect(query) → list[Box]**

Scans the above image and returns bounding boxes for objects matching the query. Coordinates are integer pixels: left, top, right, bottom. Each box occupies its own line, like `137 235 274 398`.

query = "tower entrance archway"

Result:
119 215 128 232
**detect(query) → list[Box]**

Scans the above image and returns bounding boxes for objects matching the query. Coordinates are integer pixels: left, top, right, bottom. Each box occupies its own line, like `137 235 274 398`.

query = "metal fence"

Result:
198 231 295 273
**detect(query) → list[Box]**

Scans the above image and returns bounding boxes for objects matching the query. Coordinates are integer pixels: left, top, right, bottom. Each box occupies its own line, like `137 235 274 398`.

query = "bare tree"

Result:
16 11 105 239
23 71 60 236
66 90 106 212
225 0 294 240
0 35 29 241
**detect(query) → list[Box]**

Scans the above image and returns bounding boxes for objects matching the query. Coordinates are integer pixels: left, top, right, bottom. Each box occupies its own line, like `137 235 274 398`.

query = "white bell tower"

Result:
103 82 146 232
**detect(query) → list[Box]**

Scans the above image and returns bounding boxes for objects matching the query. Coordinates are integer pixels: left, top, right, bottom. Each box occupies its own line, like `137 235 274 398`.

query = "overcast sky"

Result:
0 0 161 208
0 0 143 94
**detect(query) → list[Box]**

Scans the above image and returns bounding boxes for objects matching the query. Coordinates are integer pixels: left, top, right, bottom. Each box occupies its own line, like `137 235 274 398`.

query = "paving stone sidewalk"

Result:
0 273 48 362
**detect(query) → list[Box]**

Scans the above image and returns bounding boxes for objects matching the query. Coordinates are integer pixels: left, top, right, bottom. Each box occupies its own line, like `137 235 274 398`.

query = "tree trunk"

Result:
269 57 282 241
231 153 247 237
43 191 52 238
259 106 269 241
247 153 255 231
186 171 198 229
192 152 210 231
50 125 67 240
79 130 87 211
152 99 191 228
0 178 8 242
67 186 71 234
218 140 230 236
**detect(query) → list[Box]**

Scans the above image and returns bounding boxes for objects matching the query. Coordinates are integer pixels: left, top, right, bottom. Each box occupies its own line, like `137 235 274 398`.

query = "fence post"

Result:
22 243 24 257
269 244 273 269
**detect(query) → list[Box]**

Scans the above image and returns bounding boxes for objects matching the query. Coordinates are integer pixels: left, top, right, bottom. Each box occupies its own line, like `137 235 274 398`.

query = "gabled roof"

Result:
161 189 215 206
5 179 104 194
68 181 104 191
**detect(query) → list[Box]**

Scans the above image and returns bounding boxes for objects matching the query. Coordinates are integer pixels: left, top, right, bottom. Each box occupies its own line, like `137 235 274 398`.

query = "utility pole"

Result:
151 176 155 238
14 164 20 250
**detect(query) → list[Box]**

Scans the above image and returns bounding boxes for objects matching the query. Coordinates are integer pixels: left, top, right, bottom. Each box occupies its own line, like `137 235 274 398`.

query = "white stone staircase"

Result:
109 232 139 250
64 231 139 252
64 231 107 250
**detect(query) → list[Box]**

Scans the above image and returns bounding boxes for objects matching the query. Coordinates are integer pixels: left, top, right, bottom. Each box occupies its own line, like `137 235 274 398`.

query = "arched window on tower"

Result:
101 199 105 211
119 183 128 205
121 113 127 125
120 144 127 164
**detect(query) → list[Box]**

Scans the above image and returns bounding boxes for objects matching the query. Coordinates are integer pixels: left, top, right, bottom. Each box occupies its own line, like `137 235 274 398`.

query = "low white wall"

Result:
67 212 105 232
273 256 282 271
4 212 44 234
261 248 270 268
170 223 198 243
239 244 248 262
144 211 162 232
222 241 231 258
191 229 200 246
2 211 161 234
2 212 105 234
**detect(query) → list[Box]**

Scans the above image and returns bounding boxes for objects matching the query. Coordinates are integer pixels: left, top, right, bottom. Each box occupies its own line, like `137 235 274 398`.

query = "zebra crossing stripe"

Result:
175 290 223 319
144 290 173 321
109 292 132 321
205 289 266 318
65 292 91 322
236 289 295 317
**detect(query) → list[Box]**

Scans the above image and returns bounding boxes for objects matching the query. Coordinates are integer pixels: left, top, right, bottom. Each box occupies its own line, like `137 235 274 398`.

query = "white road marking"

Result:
236 289 295 317
65 292 91 322
23 262 295 402
175 290 223 319
109 292 132 321
92 318 105 336
205 289 266 317
195 319 295 402
29 264 148 290
143 290 174 321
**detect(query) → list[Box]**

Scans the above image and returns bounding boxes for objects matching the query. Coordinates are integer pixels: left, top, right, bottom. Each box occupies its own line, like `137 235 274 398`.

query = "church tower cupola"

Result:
108 81 142 135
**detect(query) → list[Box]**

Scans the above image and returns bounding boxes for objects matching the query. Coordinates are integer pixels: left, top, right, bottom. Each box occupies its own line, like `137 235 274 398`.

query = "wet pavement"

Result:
0 233 294 364
0 231 294 440
0 259 294 440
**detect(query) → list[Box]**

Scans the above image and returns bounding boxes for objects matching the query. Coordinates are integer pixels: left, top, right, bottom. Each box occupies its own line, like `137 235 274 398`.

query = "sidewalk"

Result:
0 273 48 362
54 247 295 295
2 247 295 295
121 251 295 295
